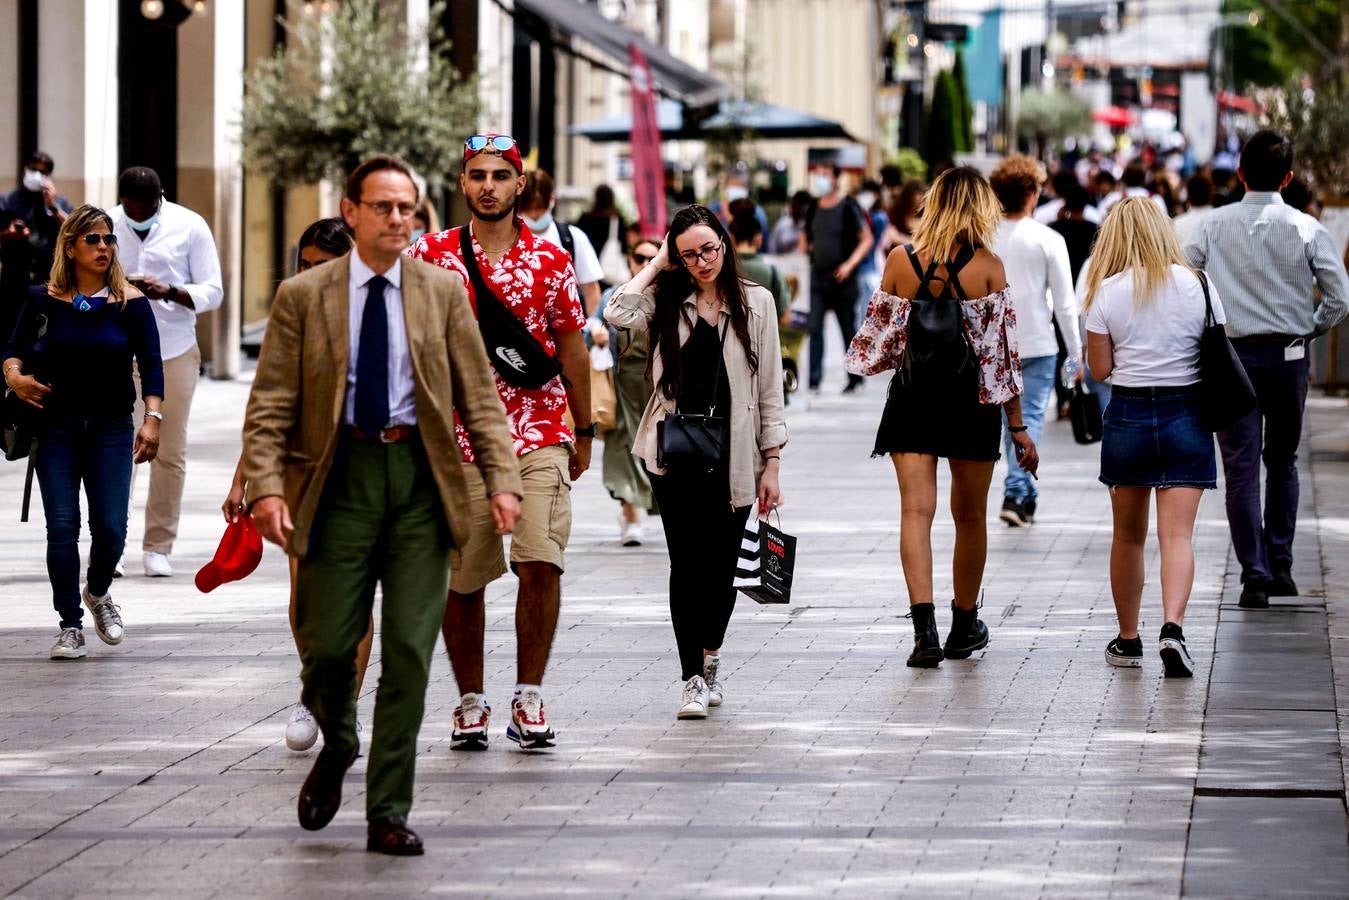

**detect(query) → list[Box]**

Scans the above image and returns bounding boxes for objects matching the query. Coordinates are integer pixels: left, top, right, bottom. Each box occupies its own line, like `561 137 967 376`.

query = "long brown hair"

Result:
48 205 132 305
648 205 758 401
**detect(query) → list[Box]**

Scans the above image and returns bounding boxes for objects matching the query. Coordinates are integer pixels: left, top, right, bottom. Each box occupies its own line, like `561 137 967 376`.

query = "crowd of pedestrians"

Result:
3 126 1347 856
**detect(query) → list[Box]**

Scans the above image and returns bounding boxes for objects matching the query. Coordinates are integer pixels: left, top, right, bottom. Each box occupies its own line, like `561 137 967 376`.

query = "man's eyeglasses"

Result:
465 134 518 154
678 243 723 266
359 201 417 219
82 233 118 247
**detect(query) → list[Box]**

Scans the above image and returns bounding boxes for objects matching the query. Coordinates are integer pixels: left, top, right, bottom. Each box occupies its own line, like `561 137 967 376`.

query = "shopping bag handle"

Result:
757 508 783 529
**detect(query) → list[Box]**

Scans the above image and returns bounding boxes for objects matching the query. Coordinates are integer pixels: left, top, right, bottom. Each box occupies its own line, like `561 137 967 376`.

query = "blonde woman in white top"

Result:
1083 197 1226 678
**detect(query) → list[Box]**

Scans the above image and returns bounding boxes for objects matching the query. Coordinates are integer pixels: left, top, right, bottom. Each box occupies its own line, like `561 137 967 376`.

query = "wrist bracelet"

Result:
1009 425 1028 433
764 454 780 461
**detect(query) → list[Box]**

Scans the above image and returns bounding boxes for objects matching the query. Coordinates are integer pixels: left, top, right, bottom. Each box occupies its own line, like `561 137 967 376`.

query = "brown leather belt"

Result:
348 425 417 444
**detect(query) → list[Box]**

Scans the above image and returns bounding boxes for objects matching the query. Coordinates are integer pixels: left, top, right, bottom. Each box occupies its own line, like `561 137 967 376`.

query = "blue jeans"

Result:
1002 354 1056 502
35 413 135 629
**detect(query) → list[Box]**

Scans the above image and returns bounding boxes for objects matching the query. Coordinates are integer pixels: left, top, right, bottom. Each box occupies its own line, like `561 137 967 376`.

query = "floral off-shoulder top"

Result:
845 287 1023 405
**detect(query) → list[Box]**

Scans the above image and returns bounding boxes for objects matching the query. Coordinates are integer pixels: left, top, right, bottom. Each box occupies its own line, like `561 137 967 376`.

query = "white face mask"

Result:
857 191 876 210
22 169 46 193
811 174 833 197
523 211 553 233
725 185 749 202
126 205 162 231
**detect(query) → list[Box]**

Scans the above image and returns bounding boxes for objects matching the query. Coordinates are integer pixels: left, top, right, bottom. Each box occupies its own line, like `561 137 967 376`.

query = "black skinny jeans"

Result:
649 467 753 681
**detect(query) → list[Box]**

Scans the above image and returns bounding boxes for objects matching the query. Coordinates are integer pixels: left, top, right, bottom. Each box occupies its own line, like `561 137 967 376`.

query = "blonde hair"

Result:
48 205 132 305
910 166 1001 265
1082 196 1192 310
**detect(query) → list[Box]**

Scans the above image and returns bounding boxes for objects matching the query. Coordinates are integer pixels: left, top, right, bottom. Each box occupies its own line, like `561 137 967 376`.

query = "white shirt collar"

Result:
350 250 402 289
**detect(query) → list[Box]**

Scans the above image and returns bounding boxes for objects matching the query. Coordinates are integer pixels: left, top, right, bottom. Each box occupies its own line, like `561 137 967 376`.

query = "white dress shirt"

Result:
110 200 224 360
993 217 1081 360
1184 192 1349 339
1171 205 1212 247
346 252 415 427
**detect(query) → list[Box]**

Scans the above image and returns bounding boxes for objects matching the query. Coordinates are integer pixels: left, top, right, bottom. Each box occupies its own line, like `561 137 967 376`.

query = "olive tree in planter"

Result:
1264 75 1349 389
240 0 480 190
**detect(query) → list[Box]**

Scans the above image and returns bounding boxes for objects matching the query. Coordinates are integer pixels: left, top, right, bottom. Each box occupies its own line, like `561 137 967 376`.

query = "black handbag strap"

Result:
904 243 973 302
1197 270 1216 327
676 314 730 417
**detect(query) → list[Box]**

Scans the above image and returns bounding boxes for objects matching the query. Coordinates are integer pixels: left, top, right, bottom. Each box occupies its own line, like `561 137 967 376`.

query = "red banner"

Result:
629 43 667 239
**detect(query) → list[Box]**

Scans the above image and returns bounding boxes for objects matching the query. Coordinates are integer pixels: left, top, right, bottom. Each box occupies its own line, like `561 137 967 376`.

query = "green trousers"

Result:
295 436 451 821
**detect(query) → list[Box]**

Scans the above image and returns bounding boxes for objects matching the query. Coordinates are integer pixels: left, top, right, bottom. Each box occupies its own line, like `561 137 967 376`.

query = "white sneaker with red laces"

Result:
506 688 555 750
451 692 491 751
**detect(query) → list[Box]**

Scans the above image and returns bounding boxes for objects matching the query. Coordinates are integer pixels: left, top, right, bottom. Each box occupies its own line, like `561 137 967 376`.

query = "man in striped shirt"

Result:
1185 130 1349 609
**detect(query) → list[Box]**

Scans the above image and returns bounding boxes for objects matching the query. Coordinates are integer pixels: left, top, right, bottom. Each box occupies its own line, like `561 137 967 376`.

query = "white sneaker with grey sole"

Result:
143 552 173 577
285 704 319 751
50 627 86 660
677 675 710 719
702 655 724 707
82 587 123 645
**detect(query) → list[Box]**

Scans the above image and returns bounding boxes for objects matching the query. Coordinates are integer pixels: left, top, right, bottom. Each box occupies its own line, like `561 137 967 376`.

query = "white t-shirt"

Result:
992 217 1080 360
536 220 603 285
1083 264 1226 387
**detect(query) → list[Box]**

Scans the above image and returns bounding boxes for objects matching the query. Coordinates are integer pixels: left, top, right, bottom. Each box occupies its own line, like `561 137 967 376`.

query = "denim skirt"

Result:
1099 385 1216 489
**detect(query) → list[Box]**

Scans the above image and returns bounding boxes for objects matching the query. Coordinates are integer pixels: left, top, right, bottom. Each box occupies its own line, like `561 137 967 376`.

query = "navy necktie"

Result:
354 275 390 434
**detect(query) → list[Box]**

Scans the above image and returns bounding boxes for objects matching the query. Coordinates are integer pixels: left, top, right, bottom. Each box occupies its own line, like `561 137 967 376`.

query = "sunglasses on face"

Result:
632 253 654 265
465 134 518 154
678 243 723 266
82 233 118 247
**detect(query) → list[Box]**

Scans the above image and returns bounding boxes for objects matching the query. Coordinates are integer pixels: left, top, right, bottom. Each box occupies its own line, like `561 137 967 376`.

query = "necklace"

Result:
475 227 518 255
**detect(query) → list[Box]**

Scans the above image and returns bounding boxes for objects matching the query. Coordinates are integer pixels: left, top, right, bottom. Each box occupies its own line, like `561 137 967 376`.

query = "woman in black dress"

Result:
870 167 1039 668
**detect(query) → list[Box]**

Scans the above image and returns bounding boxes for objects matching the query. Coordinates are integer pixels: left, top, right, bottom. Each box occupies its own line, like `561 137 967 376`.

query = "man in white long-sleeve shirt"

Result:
111 167 224 577
990 156 1080 527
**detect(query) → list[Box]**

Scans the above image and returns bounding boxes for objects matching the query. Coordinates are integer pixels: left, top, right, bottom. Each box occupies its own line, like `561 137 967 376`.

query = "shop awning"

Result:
569 98 855 142
505 0 731 108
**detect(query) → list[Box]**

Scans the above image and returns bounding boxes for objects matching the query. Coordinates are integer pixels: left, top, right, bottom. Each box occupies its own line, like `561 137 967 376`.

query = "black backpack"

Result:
902 243 975 378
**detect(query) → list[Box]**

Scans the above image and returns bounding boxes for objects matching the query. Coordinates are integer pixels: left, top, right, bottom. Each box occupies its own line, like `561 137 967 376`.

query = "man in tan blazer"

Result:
242 155 521 856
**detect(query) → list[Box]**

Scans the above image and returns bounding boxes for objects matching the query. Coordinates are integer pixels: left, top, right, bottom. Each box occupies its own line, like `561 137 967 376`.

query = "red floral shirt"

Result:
407 220 586 461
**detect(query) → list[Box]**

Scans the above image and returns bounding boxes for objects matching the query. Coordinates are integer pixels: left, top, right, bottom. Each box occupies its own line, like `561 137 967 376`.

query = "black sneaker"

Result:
1105 635 1143 668
1158 623 1194 678
1238 583 1269 609
999 497 1029 528
1268 570 1298 597
1023 497 1037 523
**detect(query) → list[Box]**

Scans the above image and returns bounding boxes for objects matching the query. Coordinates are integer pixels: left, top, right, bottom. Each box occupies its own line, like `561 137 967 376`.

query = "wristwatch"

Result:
145 410 164 422
574 422 598 438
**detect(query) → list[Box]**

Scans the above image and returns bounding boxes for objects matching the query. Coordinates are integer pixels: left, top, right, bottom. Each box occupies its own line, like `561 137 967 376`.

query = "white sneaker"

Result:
677 675 710 720
143 552 173 578
703 655 724 707
50 627 86 660
82 586 124 645
285 705 319 751
620 515 644 547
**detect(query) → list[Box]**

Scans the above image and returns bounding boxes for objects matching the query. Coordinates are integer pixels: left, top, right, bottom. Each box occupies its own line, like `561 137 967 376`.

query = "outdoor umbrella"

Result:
1091 106 1136 128
570 98 854 142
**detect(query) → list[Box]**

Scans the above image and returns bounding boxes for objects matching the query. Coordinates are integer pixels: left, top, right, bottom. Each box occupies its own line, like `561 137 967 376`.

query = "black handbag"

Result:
902 243 976 377
1 309 48 462
1195 271 1257 432
458 227 564 389
657 318 729 472
1068 382 1103 444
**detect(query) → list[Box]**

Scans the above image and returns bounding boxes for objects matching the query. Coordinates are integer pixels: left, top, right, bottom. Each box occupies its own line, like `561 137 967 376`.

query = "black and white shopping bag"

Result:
734 514 797 604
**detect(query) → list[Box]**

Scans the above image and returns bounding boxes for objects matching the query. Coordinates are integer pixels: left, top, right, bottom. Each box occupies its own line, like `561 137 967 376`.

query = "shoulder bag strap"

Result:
903 243 926 281
1196 270 1215 327
556 220 576 261
459 225 498 309
942 245 977 302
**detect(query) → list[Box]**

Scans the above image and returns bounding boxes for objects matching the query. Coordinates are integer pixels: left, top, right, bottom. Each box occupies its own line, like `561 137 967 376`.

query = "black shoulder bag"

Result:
1196 270 1257 432
459 227 564 389
657 317 730 473
2 302 49 523
902 243 976 379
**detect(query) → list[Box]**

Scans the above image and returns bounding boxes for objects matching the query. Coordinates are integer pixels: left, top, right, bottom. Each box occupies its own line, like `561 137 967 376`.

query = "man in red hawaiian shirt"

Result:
407 134 593 751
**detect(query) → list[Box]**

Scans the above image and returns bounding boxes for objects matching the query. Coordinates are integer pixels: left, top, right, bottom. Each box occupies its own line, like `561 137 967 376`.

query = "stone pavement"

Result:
0 355 1346 898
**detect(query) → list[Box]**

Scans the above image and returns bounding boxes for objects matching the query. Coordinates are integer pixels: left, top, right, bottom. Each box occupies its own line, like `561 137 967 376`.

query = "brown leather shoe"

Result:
297 741 358 831
367 815 424 856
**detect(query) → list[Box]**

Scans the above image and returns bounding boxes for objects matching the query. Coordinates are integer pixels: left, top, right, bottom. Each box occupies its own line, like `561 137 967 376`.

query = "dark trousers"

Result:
295 437 451 821
1217 342 1310 584
808 271 862 389
649 468 753 680
35 413 135 629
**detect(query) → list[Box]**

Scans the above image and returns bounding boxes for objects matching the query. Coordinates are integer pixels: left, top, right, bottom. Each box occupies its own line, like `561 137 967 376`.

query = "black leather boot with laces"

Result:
943 603 989 659
907 602 944 668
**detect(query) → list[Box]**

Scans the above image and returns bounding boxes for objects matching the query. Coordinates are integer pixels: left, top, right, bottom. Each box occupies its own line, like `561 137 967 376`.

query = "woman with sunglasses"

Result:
592 236 662 546
220 217 374 752
605 205 786 720
3 205 163 659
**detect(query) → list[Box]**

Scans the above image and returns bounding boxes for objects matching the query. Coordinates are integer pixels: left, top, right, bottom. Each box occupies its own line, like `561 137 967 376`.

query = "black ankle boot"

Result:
907 602 944 668
943 603 989 659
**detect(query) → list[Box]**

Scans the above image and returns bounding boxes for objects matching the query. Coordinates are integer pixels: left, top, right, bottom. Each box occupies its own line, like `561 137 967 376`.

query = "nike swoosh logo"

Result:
495 346 527 373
